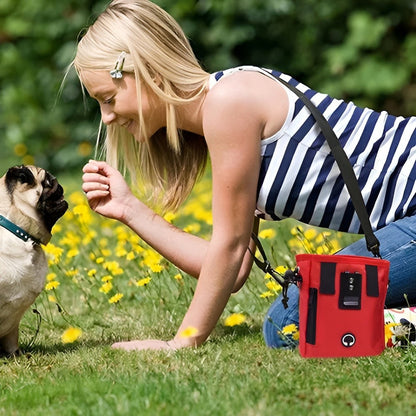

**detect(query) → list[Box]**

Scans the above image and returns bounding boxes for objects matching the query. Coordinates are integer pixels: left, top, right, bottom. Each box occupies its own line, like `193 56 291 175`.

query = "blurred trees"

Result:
1 0 416 173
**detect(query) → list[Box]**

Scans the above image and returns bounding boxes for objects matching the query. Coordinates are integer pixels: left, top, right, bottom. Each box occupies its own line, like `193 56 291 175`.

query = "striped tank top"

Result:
209 66 416 233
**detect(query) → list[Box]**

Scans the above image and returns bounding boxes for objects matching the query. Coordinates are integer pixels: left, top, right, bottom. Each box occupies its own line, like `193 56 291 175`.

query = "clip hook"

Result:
110 51 127 79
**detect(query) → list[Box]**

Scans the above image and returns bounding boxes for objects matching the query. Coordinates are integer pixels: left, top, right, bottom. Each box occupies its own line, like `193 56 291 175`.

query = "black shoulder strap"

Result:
274 75 380 257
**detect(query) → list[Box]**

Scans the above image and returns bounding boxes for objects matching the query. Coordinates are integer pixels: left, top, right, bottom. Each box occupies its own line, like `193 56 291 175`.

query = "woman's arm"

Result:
82 162 256 292
169 74 268 348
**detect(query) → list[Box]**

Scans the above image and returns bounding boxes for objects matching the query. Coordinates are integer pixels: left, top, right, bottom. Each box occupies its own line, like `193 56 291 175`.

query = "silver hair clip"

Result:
110 51 127 79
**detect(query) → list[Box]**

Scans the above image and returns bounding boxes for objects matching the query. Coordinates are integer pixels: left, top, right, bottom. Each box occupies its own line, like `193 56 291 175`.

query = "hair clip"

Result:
110 51 127 79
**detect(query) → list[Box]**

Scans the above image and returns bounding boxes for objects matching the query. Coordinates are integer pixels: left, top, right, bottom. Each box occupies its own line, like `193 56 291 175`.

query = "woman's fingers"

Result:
82 182 109 194
82 172 110 185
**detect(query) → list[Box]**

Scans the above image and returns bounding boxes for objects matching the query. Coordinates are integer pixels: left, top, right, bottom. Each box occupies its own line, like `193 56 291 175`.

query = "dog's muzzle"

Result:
37 172 68 231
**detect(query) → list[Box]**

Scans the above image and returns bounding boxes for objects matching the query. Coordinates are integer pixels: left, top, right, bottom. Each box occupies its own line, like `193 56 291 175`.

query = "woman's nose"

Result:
100 107 116 125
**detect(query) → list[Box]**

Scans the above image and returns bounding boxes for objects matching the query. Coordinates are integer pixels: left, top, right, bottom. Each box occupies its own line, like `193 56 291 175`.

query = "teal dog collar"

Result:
0 215 40 245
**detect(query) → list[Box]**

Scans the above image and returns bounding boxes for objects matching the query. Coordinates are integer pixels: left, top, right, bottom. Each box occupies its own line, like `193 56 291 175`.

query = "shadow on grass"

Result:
214 323 263 341
13 338 113 358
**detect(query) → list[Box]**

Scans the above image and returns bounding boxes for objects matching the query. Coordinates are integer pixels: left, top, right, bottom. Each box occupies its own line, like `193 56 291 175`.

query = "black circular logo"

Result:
341 333 356 347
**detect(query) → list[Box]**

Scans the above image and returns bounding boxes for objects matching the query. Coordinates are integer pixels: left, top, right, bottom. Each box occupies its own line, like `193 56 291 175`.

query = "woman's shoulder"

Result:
203 66 289 139
209 66 266 90
207 66 283 101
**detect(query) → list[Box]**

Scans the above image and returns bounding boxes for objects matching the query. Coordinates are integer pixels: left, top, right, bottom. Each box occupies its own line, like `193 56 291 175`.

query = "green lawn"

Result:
1 175 414 416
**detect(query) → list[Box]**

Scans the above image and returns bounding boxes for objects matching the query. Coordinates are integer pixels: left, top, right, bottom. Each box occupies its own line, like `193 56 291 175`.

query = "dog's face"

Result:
4 165 68 234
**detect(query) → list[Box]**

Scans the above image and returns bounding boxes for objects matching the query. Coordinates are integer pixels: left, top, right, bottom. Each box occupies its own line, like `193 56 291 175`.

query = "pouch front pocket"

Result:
306 288 318 345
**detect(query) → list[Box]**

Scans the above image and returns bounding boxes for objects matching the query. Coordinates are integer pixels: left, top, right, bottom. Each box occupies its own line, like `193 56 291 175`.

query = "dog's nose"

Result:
41 172 61 200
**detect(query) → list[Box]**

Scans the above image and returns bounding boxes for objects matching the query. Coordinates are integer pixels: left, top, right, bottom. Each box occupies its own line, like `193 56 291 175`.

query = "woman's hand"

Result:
82 160 137 222
111 339 182 351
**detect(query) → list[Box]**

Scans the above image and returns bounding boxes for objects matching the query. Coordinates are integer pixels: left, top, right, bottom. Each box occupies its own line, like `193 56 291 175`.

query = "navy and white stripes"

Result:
209 66 416 233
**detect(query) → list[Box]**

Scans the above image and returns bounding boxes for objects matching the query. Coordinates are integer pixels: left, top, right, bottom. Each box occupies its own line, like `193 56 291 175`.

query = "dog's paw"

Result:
0 348 22 359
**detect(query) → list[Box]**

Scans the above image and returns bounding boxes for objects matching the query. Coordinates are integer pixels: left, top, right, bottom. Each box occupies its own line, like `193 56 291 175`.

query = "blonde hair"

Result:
73 0 210 211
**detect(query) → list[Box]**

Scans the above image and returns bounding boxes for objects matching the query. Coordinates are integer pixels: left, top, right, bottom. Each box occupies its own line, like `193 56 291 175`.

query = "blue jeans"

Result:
263 214 416 348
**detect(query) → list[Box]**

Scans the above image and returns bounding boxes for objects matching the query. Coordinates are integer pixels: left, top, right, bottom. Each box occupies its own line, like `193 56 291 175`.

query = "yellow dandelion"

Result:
61 327 82 344
276 266 288 275
109 293 124 304
142 250 163 269
281 323 298 335
73 204 89 217
258 228 276 239
163 211 176 223
281 324 300 341
126 251 135 261
103 261 123 275
328 239 342 254
51 223 62 234
101 275 113 282
82 235 93 245
266 281 282 293
288 238 303 251
136 277 152 287
46 272 57 282
291 226 303 235
116 248 128 257
260 291 274 298
224 313 246 327
183 223 201 233
304 228 317 240
66 248 79 259
69 191 85 206
149 263 164 273
45 281 60 291
173 273 183 281
43 243 64 264
99 281 113 294
48 295 57 303
65 269 78 277
101 248 112 257
316 246 326 255
193 207 212 224
99 238 109 248
180 326 199 338
87 269 97 278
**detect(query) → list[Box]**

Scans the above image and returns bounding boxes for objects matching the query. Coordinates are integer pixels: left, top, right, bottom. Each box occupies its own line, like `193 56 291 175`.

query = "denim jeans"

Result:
263 214 416 348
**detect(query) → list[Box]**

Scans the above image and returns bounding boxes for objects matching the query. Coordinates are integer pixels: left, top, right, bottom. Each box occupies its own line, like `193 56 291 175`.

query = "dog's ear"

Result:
5 166 35 194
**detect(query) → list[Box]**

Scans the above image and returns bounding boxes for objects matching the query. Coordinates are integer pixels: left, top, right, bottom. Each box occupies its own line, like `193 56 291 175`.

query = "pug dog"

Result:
0 165 68 356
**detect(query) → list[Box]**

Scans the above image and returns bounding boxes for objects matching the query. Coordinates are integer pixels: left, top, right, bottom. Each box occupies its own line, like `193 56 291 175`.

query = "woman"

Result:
76 0 416 351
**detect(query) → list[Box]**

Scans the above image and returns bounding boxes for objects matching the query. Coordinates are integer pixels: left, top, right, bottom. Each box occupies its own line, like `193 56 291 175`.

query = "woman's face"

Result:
81 70 165 141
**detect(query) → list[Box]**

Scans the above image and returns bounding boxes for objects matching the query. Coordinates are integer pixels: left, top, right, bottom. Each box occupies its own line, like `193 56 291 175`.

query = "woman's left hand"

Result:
111 339 180 351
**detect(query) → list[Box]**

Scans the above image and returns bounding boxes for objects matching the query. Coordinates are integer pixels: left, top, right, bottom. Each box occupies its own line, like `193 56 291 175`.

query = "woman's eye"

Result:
103 97 114 105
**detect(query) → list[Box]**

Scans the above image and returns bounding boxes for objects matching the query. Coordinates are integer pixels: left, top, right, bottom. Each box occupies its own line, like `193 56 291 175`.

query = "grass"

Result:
1 334 416 415
0 172 415 416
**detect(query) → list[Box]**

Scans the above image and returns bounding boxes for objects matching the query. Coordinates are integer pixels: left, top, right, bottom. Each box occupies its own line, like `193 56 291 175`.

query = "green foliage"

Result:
0 0 107 173
1 0 416 174
316 10 416 111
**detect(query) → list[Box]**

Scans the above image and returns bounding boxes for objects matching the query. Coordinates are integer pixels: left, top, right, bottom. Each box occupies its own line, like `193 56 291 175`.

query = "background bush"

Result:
1 0 416 174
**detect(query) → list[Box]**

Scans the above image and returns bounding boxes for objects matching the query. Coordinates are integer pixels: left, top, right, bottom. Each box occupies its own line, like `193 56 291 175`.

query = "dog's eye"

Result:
6 166 35 187
42 173 55 189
